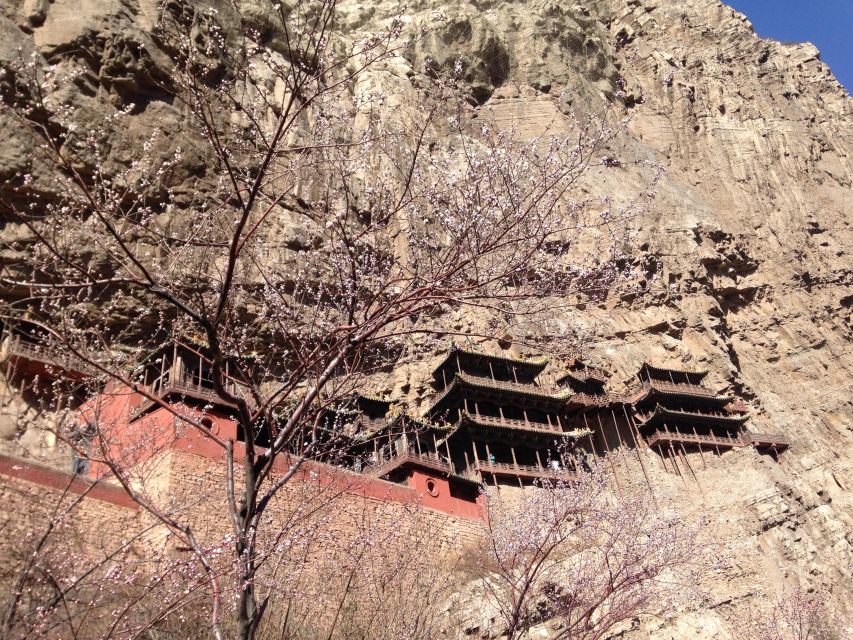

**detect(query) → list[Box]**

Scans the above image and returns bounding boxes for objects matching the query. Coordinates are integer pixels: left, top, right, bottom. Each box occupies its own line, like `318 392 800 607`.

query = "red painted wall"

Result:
78 386 486 521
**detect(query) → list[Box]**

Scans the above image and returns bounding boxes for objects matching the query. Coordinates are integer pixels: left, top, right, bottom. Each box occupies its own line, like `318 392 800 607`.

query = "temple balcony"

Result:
467 459 578 482
645 428 743 450
130 369 247 418
364 449 453 479
639 379 720 398
1 334 88 379
427 371 569 418
745 432 790 452
463 412 566 435
565 392 611 408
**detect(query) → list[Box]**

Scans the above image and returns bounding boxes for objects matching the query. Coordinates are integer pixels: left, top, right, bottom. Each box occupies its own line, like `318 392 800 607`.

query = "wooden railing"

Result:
131 372 245 418
470 459 577 480
746 432 790 448
642 379 719 398
2 336 86 374
647 428 789 451
646 429 742 448
431 372 565 408
364 450 452 478
467 413 565 434
566 392 610 407
355 417 387 433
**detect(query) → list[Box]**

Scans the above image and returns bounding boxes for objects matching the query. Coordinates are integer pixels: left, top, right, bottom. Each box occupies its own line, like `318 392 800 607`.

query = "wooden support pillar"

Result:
599 411 629 470
510 445 518 467
512 366 519 384
159 354 166 391
442 369 447 390
679 442 704 498
488 361 495 381
693 425 707 468
598 411 614 453
535 450 543 469
659 446 670 473
594 411 622 490
668 440 690 491
583 414 601 459
628 411 646 448
485 442 493 465
615 407 656 501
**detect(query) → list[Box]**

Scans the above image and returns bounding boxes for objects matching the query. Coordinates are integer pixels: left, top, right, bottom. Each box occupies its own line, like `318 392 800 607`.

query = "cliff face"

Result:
1 0 851 635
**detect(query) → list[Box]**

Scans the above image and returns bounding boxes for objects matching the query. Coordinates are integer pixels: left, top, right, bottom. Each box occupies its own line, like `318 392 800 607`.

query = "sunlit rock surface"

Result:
0 0 850 635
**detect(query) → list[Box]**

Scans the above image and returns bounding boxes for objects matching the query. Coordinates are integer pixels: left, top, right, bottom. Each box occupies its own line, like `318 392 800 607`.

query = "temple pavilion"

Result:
422 347 590 487
631 363 789 456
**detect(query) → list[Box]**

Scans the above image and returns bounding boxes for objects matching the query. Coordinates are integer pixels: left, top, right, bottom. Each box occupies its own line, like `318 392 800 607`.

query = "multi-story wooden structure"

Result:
423 347 588 486
631 363 789 457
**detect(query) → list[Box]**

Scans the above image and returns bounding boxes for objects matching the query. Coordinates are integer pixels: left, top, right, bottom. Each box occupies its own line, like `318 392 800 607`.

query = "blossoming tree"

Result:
0 0 654 637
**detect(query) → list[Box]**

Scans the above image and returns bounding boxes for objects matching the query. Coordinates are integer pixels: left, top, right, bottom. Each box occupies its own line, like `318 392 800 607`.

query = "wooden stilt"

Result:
615 407 656 501
598 411 615 454
659 447 670 473
600 411 630 470
583 415 601 462
679 442 704 498
590 411 621 490
668 441 690 491
693 426 707 468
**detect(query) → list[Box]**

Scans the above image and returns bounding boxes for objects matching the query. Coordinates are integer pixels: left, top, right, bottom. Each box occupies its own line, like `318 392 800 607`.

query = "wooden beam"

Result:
693 425 707 468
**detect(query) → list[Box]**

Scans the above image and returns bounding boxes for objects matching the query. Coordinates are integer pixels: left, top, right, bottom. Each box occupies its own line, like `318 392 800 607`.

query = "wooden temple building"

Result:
423 348 590 486
1 320 791 501
333 349 790 496
631 363 789 458
334 348 638 496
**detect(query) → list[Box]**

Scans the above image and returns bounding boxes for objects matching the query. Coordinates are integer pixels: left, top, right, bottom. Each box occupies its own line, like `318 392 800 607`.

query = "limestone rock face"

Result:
0 0 851 635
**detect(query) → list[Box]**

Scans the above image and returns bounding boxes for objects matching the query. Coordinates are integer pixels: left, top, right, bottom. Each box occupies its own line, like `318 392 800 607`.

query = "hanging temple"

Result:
0 321 790 517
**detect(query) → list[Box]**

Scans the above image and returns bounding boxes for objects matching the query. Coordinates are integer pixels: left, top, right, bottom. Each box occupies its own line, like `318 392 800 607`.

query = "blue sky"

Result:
725 0 852 91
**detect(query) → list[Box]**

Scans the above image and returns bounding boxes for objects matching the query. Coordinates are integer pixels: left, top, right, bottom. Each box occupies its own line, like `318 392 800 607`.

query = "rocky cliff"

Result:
0 0 851 636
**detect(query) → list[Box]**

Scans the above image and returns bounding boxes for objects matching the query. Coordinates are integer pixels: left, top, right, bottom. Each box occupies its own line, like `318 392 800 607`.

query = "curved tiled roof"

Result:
638 362 708 382
631 385 733 406
636 405 749 429
426 371 571 418
431 346 548 383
